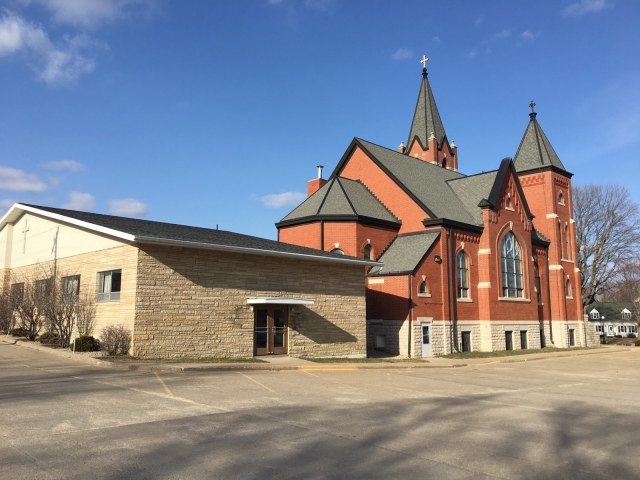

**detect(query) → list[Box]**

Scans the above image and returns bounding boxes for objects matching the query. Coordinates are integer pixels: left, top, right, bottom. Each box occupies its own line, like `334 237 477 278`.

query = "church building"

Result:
277 58 592 357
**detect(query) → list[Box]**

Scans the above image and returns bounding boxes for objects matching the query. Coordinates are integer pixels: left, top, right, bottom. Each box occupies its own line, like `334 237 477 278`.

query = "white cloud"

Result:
40 159 84 171
0 10 98 86
0 165 47 191
493 29 512 39
258 192 306 209
468 48 478 58
432 36 441 43
62 191 94 211
391 48 412 61
563 0 611 16
522 30 535 41
475 15 484 25
20 0 160 28
109 198 148 217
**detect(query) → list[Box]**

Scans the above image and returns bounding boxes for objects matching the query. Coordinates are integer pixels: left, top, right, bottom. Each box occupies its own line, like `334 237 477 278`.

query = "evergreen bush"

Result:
73 336 101 352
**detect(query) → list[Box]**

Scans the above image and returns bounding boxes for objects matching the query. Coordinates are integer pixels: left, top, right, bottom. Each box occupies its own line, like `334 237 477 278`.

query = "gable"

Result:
2 211 128 269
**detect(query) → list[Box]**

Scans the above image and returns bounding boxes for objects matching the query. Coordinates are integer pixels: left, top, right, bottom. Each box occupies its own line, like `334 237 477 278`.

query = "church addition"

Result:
277 59 592 357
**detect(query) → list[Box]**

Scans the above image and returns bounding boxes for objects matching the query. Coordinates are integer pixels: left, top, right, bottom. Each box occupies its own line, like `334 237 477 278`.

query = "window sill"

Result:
505 207 515 212
498 297 531 303
457 298 473 303
417 293 432 298
561 259 574 263
566 296 573 300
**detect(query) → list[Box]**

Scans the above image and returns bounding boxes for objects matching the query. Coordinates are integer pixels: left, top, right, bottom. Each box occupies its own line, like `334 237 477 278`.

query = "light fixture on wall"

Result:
434 255 442 263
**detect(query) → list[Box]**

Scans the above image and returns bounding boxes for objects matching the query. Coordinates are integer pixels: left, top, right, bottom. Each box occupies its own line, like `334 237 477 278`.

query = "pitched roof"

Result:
351 139 476 225
586 302 636 321
368 232 440 276
513 112 566 173
447 170 498 225
278 177 400 227
5 204 379 266
407 69 447 150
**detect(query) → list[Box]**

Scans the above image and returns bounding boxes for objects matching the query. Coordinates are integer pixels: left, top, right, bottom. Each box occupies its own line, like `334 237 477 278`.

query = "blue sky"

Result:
1 0 639 240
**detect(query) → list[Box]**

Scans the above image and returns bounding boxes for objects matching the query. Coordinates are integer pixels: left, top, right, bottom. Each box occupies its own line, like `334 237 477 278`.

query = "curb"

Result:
2 336 633 373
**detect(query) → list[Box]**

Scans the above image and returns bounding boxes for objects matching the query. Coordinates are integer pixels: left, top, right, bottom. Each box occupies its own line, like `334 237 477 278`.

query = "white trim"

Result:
478 248 491 255
477 282 491 289
546 213 558 219
549 265 563 270
457 298 473 303
247 297 314 305
368 278 385 284
498 297 531 303
7 204 136 242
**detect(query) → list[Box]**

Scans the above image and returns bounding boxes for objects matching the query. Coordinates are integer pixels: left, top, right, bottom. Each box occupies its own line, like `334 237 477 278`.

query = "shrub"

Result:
38 331 61 346
73 336 100 352
636 339 640 347
100 325 131 356
10 327 30 338
627 333 637 338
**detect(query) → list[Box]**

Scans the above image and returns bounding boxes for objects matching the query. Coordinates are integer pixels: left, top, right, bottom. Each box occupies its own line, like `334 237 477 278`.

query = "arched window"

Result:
330 248 344 255
506 197 512 209
565 279 572 298
558 192 564 205
363 244 372 260
442 158 447 169
456 251 469 299
500 232 523 298
558 222 564 259
565 224 570 261
534 260 542 304
419 281 428 295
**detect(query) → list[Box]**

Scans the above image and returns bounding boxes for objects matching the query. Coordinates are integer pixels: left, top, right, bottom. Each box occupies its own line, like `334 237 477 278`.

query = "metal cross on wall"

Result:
21 219 29 254
420 55 429 69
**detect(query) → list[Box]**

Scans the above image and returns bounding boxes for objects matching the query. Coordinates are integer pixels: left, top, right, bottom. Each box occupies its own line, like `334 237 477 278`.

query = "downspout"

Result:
408 274 413 358
545 251 554 345
448 226 459 352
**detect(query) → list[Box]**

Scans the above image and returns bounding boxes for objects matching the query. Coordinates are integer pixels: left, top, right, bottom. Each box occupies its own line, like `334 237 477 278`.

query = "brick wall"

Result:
133 245 367 359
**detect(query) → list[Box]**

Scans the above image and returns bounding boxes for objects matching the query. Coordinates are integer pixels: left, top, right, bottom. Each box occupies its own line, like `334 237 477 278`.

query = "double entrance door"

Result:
254 307 288 355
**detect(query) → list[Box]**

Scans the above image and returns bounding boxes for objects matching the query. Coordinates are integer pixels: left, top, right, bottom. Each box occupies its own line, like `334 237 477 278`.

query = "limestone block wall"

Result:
366 319 408 357
133 245 366 359
4 245 138 340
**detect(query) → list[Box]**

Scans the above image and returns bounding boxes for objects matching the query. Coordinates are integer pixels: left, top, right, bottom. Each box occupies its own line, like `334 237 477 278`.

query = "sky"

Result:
1 0 639 240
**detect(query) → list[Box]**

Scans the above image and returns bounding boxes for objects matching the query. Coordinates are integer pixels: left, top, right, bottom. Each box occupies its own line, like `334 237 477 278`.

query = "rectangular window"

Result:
10 283 24 309
35 278 52 298
62 275 80 302
569 329 575 347
97 269 122 302
520 330 527 350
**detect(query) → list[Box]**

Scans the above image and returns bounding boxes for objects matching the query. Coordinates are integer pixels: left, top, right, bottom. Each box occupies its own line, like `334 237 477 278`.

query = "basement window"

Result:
97 269 122 302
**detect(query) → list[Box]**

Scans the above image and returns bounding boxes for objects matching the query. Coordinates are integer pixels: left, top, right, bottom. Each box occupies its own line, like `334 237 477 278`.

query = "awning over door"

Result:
247 297 314 305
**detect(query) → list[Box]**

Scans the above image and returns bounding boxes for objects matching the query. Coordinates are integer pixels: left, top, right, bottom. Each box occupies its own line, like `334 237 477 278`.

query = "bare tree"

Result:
0 290 11 334
76 293 97 337
10 273 46 340
574 184 640 307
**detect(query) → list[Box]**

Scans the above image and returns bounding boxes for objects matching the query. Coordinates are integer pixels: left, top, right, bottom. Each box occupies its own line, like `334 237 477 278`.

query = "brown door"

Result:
254 307 288 355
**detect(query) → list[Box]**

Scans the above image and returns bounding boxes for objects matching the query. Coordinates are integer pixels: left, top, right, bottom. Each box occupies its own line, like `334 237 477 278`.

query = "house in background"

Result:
586 303 638 338
1 203 376 358
278 60 592 357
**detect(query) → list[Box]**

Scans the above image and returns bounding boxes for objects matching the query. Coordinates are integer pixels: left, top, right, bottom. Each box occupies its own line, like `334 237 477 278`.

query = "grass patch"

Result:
302 357 428 363
101 356 268 364
437 346 598 359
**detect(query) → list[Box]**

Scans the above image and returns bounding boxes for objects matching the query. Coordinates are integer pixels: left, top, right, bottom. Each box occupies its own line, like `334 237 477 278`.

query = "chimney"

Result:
307 165 327 197
398 142 406 154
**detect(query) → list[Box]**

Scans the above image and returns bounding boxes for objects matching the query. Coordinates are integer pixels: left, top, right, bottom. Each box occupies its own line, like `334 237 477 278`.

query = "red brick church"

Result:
276 58 589 357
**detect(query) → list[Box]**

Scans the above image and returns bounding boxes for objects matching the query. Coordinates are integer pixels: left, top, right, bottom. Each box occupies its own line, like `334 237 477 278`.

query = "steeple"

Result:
404 57 457 170
407 58 447 151
513 102 566 173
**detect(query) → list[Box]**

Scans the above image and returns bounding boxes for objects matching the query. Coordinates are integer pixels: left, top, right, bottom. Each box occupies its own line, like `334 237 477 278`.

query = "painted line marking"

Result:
237 372 277 394
297 365 358 371
301 370 359 390
154 372 174 397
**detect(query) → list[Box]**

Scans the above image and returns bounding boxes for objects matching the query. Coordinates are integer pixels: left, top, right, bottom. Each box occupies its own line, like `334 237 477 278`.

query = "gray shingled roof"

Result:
513 113 566 173
447 171 498 225
356 139 476 225
368 232 440 276
407 70 447 149
20 204 376 265
279 177 399 225
586 302 636 322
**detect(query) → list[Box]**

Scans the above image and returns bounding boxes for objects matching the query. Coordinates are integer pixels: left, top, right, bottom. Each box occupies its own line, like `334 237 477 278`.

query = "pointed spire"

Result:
513 102 566 173
406 58 447 151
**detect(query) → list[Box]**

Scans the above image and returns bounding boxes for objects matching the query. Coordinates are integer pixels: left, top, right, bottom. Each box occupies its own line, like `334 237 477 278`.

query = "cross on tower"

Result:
529 100 536 113
21 219 29 254
420 55 429 69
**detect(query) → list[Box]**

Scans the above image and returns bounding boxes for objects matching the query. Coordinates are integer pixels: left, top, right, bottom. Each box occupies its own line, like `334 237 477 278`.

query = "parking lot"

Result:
1 343 639 479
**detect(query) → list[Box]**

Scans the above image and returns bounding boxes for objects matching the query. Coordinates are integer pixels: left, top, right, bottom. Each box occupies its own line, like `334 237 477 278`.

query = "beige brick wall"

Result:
133 245 366 359
4 246 138 340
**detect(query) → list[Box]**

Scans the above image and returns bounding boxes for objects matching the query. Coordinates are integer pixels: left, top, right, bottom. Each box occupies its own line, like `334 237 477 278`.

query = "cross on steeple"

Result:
529 100 536 113
21 219 29 254
420 55 428 69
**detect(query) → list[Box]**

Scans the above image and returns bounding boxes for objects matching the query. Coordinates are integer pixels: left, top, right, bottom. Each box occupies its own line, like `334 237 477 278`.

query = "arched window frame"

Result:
418 278 431 297
565 278 572 298
564 224 571 261
500 231 525 299
534 258 542 305
558 192 565 205
456 251 470 299
363 244 372 260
